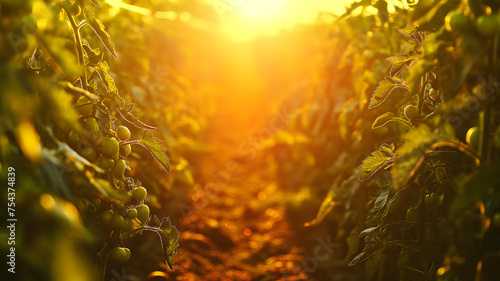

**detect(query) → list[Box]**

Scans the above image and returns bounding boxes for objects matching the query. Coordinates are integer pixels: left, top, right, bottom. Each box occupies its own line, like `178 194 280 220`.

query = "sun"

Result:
218 0 356 41
235 0 286 20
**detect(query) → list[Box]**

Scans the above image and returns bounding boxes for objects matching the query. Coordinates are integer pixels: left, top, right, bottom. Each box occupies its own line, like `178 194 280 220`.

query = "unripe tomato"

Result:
110 215 124 230
126 208 138 219
82 117 99 133
93 198 102 212
100 158 115 170
109 247 130 263
120 144 132 156
124 248 131 260
406 208 419 222
114 159 127 178
75 96 93 117
101 137 119 157
445 11 471 32
80 147 97 162
492 213 500 228
123 191 133 203
117 126 131 140
136 204 150 221
425 193 443 210
68 130 80 147
132 187 147 202
99 210 114 225
476 15 500 37
122 218 134 231
466 126 480 152
69 3 81 17
404 105 419 119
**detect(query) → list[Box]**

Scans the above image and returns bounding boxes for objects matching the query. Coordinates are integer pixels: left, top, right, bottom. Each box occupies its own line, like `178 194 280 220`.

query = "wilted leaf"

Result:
136 130 171 173
369 77 410 109
84 10 117 57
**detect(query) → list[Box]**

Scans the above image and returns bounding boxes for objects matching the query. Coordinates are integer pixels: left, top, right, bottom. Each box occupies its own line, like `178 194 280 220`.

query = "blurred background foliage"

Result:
2 0 500 280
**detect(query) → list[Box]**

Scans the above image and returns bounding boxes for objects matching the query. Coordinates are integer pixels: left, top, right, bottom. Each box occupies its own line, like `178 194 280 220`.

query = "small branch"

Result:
64 8 88 91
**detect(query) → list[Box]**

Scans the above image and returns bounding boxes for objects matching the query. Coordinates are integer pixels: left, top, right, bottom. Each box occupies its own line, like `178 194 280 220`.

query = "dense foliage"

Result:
273 1 500 280
0 0 212 280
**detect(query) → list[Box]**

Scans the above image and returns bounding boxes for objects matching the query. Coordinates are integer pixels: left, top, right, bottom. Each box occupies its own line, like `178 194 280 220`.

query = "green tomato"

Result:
69 3 81 17
68 130 80 147
80 147 97 162
109 247 130 263
114 159 127 178
125 208 138 219
99 210 114 225
492 213 500 228
476 15 500 37
110 215 124 230
132 187 147 202
136 204 150 221
117 126 131 141
425 193 443 210
445 11 471 32
93 198 102 212
121 218 134 231
466 126 480 152
124 248 131 260
102 137 120 157
120 144 132 156
100 158 115 170
404 105 419 119
82 117 99 133
406 208 419 222
75 96 93 117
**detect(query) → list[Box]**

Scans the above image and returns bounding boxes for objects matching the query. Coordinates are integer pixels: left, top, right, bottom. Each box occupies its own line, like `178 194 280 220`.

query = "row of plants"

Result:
272 0 500 280
0 0 211 280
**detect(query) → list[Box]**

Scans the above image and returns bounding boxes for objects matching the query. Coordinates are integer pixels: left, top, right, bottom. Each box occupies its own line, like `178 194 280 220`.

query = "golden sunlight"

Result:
218 0 357 41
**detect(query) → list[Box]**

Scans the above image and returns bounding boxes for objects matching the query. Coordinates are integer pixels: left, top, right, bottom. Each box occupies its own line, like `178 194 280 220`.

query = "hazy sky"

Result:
219 0 357 40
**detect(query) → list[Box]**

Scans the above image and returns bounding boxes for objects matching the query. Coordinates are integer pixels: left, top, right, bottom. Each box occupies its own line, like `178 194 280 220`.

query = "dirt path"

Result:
164 42 309 280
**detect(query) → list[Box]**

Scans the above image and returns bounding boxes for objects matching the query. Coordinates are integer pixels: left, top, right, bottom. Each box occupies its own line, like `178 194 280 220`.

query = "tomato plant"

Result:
0 1 181 280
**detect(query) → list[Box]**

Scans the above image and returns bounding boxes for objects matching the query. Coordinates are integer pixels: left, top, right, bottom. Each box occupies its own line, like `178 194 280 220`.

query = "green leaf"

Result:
136 130 171 173
156 218 180 270
92 61 118 95
369 77 410 109
386 54 418 77
365 250 387 281
117 109 157 130
399 24 418 36
372 112 413 130
84 9 117 58
304 183 337 227
404 39 421 55
358 144 396 182
82 44 103 66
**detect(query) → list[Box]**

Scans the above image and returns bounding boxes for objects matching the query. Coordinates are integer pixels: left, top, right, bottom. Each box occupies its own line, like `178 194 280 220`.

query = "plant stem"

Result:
64 8 88 91
95 241 111 281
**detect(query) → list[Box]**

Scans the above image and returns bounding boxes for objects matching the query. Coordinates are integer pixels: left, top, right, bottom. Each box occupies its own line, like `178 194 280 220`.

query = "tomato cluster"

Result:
68 96 152 263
